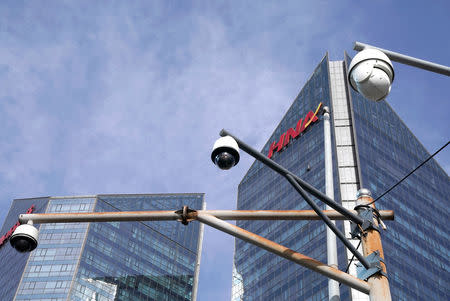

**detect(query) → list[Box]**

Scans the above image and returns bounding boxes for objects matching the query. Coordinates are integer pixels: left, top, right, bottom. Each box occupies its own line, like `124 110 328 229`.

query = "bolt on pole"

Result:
356 189 392 301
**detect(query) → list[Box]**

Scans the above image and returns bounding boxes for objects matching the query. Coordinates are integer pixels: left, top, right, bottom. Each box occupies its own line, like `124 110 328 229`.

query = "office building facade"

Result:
0 193 204 301
232 54 449 300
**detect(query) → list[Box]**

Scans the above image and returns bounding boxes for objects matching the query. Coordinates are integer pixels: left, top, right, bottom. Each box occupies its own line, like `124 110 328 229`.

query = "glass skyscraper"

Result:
0 193 204 301
232 54 449 300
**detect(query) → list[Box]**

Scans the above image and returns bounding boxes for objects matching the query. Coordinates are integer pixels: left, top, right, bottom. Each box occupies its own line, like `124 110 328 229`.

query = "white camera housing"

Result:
10 224 39 253
211 136 240 170
348 48 394 102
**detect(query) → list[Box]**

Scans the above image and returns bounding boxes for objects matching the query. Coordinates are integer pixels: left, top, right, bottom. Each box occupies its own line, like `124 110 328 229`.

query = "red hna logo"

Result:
268 102 323 158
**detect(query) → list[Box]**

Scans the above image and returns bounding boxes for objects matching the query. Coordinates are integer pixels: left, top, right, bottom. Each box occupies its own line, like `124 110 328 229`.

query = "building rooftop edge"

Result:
13 192 205 201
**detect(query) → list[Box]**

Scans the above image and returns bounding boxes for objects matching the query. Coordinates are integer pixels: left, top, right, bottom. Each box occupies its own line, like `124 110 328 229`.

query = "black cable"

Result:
345 239 362 273
369 140 449 205
340 239 362 286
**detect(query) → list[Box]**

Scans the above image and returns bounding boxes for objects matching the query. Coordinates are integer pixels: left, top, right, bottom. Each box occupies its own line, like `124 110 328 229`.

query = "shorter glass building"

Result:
0 193 204 301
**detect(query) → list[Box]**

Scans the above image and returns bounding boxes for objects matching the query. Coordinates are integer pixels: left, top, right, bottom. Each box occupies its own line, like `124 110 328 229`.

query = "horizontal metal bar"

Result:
197 212 371 294
198 210 394 220
19 209 394 224
19 211 180 224
220 129 364 225
354 41 450 76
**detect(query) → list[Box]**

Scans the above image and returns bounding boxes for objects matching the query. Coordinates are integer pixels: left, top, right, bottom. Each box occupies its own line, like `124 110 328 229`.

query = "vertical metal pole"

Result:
356 189 392 301
192 202 206 301
324 107 340 301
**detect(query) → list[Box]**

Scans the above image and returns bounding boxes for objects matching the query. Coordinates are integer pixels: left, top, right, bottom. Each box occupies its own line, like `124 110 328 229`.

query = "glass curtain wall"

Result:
233 55 348 300
71 194 203 301
1 193 204 301
14 197 95 300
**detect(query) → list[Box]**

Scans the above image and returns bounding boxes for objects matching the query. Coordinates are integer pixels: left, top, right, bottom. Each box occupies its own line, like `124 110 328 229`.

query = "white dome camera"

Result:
10 224 39 252
348 48 394 102
211 136 240 170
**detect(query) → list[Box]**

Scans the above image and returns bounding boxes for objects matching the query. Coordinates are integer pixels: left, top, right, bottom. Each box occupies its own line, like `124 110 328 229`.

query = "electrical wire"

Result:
340 239 362 286
98 198 197 254
369 140 449 205
338 142 447 282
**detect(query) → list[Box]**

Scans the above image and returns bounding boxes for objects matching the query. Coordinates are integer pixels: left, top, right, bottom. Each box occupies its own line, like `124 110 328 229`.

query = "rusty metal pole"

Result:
197 212 371 294
356 189 392 301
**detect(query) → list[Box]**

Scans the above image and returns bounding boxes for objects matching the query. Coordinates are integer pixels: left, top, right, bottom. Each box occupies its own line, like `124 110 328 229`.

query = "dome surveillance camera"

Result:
348 48 394 102
211 136 240 170
10 224 38 253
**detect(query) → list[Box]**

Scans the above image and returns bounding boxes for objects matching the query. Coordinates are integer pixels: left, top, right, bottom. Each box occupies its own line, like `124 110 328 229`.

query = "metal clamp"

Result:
356 251 387 280
351 205 379 239
175 206 196 226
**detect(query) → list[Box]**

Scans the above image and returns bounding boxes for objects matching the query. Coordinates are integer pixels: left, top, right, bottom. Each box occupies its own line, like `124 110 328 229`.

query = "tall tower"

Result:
232 54 449 300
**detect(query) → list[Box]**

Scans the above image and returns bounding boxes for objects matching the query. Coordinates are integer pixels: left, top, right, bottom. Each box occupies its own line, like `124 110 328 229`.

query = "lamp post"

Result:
346 41 449 300
210 129 394 300
355 189 391 301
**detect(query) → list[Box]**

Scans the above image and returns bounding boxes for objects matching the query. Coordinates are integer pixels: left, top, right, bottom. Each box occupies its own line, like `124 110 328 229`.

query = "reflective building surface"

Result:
232 54 449 300
0 193 204 301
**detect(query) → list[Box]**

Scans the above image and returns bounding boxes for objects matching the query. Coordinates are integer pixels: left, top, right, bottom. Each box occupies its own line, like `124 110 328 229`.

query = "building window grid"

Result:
15 198 95 300
67 194 202 301
1 195 202 301
234 57 332 300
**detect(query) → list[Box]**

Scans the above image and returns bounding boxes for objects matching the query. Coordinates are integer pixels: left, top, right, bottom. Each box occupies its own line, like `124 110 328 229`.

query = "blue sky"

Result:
0 1 448 300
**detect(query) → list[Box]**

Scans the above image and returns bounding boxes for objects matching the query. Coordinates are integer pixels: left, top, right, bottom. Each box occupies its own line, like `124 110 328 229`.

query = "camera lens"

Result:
215 152 236 170
11 237 36 252
14 239 31 252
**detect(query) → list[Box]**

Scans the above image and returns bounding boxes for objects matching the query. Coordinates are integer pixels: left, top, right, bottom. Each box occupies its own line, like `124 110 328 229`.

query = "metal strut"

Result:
220 129 364 225
286 174 371 269
220 129 371 269
356 251 386 281
351 205 379 239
